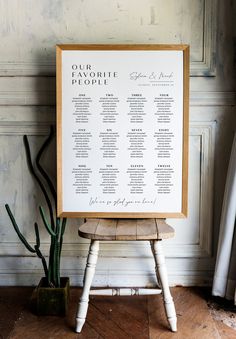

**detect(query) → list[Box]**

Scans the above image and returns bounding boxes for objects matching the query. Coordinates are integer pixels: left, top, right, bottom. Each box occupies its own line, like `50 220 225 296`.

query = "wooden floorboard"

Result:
213 320 236 339
0 287 235 338
148 287 221 338
88 295 149 338
0 287 34 339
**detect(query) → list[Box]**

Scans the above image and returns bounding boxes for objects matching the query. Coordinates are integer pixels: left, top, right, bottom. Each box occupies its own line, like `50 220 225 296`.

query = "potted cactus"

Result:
5 126 69 315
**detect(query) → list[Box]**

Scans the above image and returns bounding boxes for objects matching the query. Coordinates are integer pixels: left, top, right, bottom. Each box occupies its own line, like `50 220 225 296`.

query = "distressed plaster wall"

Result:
0 0 235 286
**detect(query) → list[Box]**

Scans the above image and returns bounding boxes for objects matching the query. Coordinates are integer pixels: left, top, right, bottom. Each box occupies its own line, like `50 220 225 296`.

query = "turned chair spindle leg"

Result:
151 240 177 332
75 240 99 333
150 243 161 289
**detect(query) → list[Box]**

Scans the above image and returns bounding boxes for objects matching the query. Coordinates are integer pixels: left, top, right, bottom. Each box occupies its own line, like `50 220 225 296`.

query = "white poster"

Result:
57 46 189 217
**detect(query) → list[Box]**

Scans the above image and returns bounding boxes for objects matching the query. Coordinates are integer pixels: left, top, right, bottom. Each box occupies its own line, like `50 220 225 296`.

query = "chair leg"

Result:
75 240 99 333
150 243 161 289
150 240 177 332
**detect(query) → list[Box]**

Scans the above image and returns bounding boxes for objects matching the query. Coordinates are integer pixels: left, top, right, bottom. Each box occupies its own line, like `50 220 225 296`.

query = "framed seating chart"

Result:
56 44 189 218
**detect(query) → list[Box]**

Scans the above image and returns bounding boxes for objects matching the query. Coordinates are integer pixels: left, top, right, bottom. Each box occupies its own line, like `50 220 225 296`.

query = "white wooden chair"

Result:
75 218 177 333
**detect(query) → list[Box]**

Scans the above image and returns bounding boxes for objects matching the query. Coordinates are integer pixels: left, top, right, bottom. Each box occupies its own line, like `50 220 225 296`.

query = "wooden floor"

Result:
0 287 235 338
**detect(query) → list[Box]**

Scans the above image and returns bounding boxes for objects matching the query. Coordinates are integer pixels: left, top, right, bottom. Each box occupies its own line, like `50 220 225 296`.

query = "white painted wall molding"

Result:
0 256 214 287
0 271 214 287
0 241 215 259
0 0 216 77
0 123 50 135
190 0 217 76
0 90 55 106
0 106 55 123
190 92 236 106
190 121 216 257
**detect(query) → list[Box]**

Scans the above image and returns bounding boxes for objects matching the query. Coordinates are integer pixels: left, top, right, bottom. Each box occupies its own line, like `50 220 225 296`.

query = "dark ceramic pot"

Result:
33 277 70 316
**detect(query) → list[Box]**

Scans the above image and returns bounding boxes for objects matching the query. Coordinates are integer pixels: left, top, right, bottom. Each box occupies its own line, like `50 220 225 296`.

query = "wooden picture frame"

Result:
56 44 189 218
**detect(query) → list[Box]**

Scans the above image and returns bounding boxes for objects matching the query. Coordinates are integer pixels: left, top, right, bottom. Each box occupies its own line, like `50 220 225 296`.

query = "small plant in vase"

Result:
5 126 69 315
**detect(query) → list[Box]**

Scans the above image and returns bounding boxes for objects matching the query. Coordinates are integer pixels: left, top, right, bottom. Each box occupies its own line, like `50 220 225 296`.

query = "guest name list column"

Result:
62 50 183 214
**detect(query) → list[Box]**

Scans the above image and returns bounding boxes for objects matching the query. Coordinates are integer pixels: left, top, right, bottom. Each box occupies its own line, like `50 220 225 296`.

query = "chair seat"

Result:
78 218 175 241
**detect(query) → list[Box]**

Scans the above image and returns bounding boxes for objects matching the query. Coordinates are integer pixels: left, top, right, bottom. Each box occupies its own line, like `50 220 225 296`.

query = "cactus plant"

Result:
5 126 67 288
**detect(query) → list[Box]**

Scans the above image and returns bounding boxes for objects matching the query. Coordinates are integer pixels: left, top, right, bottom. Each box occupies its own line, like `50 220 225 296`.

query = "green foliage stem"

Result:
23 135 55 230
5 204 35 253
5 126 67 288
